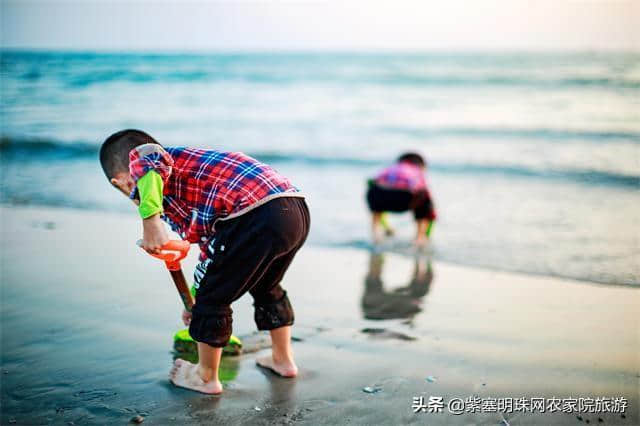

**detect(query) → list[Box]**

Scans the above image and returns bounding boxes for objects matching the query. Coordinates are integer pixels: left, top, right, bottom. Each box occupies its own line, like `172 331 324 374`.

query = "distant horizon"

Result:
3 47 639 54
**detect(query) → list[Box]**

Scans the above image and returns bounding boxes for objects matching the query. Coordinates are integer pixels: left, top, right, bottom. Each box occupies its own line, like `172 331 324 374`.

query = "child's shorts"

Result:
189 197 310 348
366 183 433 220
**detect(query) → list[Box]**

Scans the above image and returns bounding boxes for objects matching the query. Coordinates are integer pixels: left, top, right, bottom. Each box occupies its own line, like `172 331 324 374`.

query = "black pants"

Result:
189 197 310 347
366 183 434 220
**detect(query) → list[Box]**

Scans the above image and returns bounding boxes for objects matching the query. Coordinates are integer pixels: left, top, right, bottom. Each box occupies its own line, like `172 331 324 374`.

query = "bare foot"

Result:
256 355 298 378
169 359 222 394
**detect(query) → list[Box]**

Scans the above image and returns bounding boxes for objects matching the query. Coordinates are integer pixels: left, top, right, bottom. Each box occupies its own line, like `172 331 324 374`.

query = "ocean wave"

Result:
366 75 640 90
433 163 639 189
0 137 98 158
33 72 640 90
63 70 212 87
3 51 639 90
2 136 637 189
380 126 640 142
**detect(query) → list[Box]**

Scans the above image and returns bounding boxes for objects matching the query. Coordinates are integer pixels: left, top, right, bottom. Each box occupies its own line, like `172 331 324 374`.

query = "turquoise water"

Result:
1 51 639 285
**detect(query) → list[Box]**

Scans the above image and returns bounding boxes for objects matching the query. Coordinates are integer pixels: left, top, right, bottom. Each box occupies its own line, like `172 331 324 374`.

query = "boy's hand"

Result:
141 214 169 254
182 309 192 326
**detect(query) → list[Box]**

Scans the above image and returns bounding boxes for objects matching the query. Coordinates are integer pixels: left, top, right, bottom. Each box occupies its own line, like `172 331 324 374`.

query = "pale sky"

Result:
2 0 639 51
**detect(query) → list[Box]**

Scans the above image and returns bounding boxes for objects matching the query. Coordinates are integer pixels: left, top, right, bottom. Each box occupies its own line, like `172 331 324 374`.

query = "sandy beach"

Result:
1 205 638 425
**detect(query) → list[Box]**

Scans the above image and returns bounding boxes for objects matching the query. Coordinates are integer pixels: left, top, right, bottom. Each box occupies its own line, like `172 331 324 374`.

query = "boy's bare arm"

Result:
141 213 169 254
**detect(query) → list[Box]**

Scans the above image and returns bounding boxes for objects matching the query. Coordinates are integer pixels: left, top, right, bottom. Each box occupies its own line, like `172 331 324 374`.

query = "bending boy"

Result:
100 129 310 394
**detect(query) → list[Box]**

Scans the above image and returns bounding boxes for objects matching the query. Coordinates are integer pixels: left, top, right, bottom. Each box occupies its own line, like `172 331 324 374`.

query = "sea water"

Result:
1 51 638 285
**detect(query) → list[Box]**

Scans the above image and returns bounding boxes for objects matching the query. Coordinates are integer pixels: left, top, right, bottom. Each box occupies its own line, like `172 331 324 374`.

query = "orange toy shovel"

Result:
137 240 194 312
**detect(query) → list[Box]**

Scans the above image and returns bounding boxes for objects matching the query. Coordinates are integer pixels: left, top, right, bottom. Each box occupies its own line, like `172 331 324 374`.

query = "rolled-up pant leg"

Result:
412 190 435 220
189 304 234 348
250 254 297 331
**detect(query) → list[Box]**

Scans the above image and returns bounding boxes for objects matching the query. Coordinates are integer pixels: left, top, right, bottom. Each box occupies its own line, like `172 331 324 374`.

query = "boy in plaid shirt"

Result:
100 129 309 394
367 152 436 246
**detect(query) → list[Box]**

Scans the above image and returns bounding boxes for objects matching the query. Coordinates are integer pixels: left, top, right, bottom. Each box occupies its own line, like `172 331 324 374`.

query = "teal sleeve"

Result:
137 170 164 219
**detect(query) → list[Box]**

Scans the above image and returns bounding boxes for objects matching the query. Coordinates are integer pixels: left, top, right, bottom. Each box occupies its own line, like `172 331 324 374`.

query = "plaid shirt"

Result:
374 161 427 193
129 144 302 260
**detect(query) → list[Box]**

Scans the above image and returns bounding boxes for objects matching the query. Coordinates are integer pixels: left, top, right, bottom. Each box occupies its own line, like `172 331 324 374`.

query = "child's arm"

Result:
138 170 169 254
379 212 395 236
142 215 169 254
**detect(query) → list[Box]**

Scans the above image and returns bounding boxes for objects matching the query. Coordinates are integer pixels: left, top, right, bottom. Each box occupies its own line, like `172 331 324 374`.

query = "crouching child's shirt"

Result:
374 161 427 193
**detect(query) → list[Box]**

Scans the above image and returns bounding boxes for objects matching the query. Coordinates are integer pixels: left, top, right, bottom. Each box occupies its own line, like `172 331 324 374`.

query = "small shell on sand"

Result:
130 415 144 424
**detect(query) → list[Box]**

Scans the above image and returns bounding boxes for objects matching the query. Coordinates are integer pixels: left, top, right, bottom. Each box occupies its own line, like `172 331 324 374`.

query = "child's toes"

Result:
169 366 180 379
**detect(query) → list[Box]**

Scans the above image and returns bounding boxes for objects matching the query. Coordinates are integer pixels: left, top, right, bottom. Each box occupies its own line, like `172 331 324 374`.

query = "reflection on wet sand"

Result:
256 361 299 413
361 250 433 322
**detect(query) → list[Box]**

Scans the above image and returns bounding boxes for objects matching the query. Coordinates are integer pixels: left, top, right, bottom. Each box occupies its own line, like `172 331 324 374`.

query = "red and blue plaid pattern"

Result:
374 161 427 193
129 144 300 256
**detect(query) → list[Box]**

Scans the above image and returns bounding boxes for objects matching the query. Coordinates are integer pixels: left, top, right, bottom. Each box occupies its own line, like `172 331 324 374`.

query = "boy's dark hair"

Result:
397 152 426 167
99 129 160 179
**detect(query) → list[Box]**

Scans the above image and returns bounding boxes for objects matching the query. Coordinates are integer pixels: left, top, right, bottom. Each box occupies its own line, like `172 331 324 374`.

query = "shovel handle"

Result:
137 239 194 311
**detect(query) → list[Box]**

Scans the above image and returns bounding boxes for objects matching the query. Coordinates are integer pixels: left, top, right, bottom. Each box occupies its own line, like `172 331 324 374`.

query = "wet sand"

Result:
1 205 638 425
